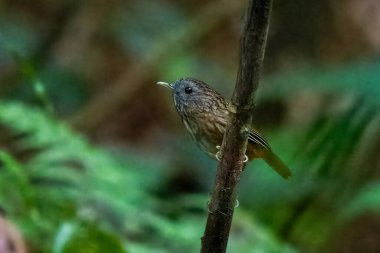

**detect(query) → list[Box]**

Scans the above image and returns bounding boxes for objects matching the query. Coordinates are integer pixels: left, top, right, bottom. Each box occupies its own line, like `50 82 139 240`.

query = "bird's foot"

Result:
215 145 221 161
215 145 248 163
235 199 240 208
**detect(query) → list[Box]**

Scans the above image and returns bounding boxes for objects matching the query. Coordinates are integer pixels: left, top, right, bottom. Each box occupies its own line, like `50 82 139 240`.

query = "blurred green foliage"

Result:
0 102 297 252
53 222 126 253
1 0 380 252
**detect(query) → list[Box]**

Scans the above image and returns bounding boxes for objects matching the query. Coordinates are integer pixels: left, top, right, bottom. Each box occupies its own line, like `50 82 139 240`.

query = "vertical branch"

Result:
200 0 273 252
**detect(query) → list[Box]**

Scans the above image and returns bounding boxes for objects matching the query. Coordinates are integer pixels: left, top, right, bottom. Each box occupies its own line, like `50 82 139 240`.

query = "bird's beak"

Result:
156 81 173 90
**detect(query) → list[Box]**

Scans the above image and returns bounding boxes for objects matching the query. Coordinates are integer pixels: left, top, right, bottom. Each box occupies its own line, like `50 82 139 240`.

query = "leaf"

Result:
53 222 126 253
0 150 28 185
342 183 380 220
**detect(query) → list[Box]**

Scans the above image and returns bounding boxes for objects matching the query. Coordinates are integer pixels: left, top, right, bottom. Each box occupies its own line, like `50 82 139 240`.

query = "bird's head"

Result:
157 77 223 114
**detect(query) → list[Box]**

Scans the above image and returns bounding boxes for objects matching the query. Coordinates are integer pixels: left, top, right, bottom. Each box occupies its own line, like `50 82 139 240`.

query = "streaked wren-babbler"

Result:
158 78 291 179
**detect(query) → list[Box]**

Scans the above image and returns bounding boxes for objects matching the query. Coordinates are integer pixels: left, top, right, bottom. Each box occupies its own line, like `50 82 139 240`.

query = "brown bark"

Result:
200 0 274 252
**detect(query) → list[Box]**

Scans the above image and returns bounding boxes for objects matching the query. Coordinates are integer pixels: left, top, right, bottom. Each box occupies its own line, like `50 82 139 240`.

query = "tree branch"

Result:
200 0 273 252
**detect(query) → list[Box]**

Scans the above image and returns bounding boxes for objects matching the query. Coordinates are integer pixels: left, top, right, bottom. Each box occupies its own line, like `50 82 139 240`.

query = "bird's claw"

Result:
215 151 222 161
215 145 248 163
215 145 222 161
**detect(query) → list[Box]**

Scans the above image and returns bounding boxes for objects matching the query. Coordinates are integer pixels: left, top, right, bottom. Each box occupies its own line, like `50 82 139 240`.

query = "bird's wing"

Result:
248 128 271 150
248 128 292 179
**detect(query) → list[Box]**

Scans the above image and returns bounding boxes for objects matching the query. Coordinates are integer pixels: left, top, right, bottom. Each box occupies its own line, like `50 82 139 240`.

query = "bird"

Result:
157 77 291 179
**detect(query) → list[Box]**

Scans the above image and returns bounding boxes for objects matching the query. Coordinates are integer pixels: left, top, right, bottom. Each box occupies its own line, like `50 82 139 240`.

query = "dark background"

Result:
0 0 380 252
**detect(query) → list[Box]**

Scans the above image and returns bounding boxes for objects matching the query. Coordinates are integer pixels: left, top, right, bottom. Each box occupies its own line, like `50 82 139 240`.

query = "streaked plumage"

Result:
158 78 291 179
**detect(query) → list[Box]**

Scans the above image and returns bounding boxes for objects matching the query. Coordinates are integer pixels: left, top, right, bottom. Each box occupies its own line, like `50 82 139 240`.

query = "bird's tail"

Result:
262 150 292 179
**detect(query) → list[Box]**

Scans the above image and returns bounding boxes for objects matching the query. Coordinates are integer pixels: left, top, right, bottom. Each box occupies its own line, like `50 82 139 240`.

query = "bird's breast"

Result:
182 112 227 156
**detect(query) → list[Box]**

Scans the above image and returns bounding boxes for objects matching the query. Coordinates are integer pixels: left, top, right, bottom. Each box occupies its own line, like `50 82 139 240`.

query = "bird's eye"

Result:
184 87 193 94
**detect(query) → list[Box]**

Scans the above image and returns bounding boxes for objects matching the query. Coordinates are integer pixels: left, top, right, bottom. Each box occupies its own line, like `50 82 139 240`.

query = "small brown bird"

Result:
157 78 291 179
